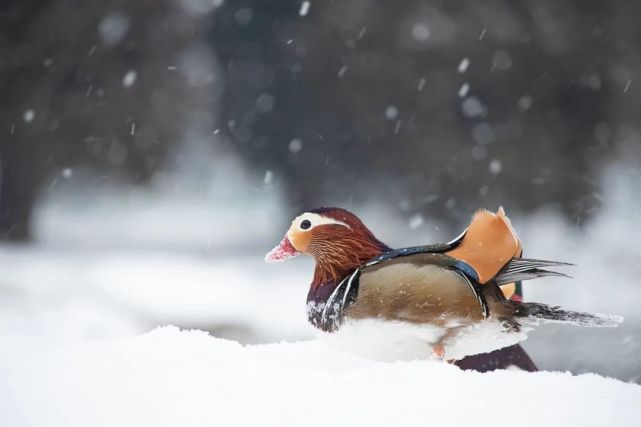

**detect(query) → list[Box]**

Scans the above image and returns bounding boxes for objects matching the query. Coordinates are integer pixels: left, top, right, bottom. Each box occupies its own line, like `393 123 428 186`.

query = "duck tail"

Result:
510 301 623 327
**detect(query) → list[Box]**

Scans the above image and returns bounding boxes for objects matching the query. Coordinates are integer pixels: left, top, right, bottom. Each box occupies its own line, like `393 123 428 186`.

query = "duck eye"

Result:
300 219 312 230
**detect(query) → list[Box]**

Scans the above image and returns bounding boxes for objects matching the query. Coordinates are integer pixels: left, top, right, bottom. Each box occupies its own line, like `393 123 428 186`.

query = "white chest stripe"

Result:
320 269 360 328
341 270 359 311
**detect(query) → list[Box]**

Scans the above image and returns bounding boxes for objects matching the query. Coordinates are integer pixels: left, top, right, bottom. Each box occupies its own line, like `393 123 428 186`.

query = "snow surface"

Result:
1 163 640 424
1 164 640 381
1 326 639 427
0 247 312 359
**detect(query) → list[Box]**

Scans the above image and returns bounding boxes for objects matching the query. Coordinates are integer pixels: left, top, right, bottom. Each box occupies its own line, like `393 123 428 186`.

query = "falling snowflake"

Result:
409 214 424 230
289 139 303 154
264 170 274 185
411 23 430 42
489 159 502 175
458 83 470 98
23 109 35 123
256 93 275 113
385 105 399 120
461 97 486 118
299 1 311 16
517 95 533 112
122 70 137 88
457 58 470 74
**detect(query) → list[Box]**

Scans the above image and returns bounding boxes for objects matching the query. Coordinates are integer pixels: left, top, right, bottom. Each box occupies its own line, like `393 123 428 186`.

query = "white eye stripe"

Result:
292 212 350 230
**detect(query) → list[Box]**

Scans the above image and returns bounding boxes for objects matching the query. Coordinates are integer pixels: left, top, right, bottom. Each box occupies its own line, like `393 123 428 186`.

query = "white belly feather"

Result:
318 318 530 361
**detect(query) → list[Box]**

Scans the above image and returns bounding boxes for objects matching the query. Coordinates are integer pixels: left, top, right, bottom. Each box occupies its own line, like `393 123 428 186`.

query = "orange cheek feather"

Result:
288 228 312 253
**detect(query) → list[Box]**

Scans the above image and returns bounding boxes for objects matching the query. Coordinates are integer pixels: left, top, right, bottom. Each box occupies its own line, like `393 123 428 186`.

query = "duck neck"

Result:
309 239 390 292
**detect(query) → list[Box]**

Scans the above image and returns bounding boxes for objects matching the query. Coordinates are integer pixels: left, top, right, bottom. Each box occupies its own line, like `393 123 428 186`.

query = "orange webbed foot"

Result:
433 344 446 361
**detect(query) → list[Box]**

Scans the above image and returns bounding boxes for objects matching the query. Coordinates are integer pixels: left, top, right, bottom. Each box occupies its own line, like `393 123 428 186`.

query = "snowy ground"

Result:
2 167 640 374
1 326 639 427
0 164 640 424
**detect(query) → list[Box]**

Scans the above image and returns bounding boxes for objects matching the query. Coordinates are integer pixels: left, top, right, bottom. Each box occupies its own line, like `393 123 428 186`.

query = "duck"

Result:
265 207 621 361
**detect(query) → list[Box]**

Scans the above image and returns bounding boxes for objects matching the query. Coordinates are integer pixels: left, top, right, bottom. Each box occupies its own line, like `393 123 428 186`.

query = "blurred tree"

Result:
0 0 218 240
212 0 640 230
2 0 641 240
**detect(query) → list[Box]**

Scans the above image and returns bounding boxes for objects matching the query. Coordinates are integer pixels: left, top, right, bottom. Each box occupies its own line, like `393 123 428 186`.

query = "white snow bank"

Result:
1 164 638 382
1 326 639 427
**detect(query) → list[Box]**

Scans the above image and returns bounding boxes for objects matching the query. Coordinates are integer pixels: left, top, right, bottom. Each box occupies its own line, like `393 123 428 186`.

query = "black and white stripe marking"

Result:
319 269 361 331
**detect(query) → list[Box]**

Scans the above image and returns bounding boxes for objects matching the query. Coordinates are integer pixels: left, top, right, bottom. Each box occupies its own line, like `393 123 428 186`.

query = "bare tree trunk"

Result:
0 147 37 240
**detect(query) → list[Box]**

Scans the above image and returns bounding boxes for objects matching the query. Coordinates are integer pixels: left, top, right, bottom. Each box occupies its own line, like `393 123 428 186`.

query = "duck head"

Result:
265 207 389 286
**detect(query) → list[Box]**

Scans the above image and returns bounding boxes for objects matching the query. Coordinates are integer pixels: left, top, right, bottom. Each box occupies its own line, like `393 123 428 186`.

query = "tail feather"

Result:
511 301 623 327
495 268 571 286
495 258 574 286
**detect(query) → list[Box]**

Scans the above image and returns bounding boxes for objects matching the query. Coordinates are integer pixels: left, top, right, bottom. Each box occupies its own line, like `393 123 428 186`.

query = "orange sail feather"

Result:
446 207 522 285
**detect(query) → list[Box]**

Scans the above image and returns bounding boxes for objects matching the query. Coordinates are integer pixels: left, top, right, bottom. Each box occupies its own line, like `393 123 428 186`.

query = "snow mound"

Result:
1 326 639 427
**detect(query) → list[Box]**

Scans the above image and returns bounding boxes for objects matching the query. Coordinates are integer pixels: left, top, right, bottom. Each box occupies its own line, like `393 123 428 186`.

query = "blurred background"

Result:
0 0 640 382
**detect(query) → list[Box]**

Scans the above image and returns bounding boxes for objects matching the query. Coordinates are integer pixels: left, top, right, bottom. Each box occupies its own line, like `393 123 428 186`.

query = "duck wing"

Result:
365 208 571 294
346 253 488 325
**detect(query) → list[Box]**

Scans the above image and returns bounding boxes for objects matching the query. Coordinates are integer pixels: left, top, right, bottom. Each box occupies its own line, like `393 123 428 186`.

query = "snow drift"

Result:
1 326 639 427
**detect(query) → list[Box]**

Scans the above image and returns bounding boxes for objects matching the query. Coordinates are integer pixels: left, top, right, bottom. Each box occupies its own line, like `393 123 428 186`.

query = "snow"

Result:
492 50 513 71
264 169 274 184
122 70 137 88
61 168 73 178
234 7 253 26
0 163 639 386
458 82 470 97
518 95 533 111
1 326 639 427
22 109 35 123
489 158 502 175
411 22 430 41
179 0 222 15
385 105 399 120
408 213 424 229
624 79 632 92
0 247 311 358
457 57 470 73
98 13 130 47
255 93 275 113
472 122 495 144
461 96 486 118
299 1 311 17
0 164 640 424
323 317 531 362
288 138 303 153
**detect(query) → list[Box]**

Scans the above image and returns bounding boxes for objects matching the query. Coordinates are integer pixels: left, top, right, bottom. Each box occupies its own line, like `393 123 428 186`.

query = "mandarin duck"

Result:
266 207 621 361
